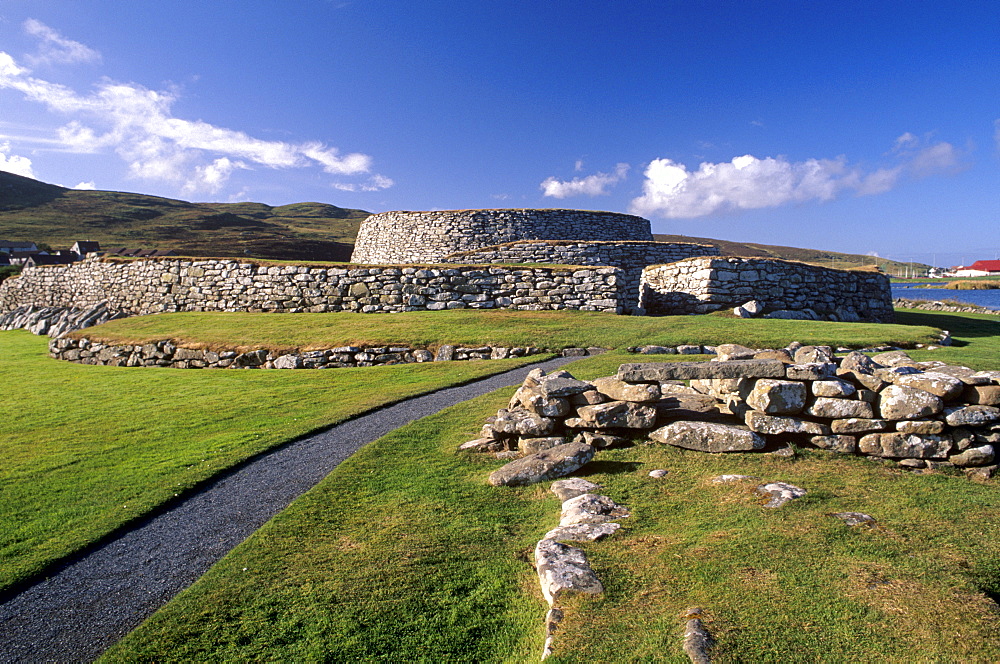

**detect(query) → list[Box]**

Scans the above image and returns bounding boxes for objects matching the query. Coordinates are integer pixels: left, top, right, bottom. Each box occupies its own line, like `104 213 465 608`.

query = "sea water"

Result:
892 284 1000 310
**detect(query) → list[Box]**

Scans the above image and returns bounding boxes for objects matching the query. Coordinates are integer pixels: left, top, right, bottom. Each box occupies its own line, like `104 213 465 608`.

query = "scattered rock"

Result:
591 376 661 402
682 608 713 664
648 469 669 478
832 512 876 527
488 442 595 486
560 493 631 526
550 478 602 501
949 444 995 467
570 401 657 429
757 481 807 508
534 539 604 606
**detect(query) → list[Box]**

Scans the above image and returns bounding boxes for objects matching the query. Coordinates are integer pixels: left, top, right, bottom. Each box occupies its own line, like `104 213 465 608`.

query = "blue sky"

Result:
1 1 997 265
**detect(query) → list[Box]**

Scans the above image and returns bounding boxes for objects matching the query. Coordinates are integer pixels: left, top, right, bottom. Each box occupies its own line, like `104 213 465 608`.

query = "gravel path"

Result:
0 356 579 663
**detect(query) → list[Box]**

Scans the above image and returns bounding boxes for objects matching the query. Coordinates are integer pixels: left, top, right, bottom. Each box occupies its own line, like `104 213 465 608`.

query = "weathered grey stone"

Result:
434 344 455 361
710 474 760 483
813 378 857 398
488 442 595 486
676 344 703 355
650 421 765 453
944 405 1000 427
830 418 888 434
951 428 975 452
543 523 621 543
534 539 603 606
535 375 593 398
492 409 556 437
618 359 786 382
810 435 857 453
570 431 629 449
744 379 807 415
832 512 876 527
560 493 630 526
858 432 952 459
568 389 607 406
871 350 920 367
412 349 434 362
949 444 995 467
682 611 714 664
757 481 807 508
786 362 837 381
754 349 795 363
745 410 830 435
571 401 657 429
713 343 757 361
637 345 676 354
521 392 573 418
519 437 566 455
878 384 943 421
550 478 602 501
273 354 302 369
805 397 875 419
891 371 965 401
794 345 835 364
458 438 505 452
591 376 660 402
648 469 669 478
965 465 998 481
895 419 945 435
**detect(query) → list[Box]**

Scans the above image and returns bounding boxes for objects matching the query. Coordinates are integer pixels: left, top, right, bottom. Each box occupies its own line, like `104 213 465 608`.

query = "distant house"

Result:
0 241 38 254
71 241 101 258
25 254 75 268
8 250 46 265
953 260 1000 277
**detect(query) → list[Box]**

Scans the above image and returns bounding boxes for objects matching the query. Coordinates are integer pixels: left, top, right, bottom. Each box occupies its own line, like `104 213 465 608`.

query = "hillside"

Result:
654 233 930 275
0 172 368 261
0 172 928 270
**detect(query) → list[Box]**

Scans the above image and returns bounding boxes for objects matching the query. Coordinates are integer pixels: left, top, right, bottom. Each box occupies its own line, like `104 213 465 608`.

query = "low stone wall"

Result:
0 257 625 315
47 337 561 369
894 297 1000 316
440 240 719 313
350 209 653 264
640 257 894 323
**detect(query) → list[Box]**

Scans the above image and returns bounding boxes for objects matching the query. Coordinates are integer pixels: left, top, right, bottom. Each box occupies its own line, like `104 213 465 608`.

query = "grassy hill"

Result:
1 171 929 271
654 233 930 275
0 172 368 261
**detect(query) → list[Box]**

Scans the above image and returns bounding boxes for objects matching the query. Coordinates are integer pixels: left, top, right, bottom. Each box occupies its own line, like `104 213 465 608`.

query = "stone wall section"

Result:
640 257 894 323
0 258 625 315
350 209 653 264
439 240 720 313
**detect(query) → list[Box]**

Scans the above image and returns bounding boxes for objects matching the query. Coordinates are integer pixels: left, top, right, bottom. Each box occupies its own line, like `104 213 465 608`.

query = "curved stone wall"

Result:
439 240 720 313
350 209 653 264
640 257 894 323
0 257 626 315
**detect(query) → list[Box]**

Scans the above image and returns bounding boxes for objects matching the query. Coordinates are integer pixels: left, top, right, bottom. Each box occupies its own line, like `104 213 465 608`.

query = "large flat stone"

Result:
534 539 603 606
488 442 595 486
570 401 657 429
650 421 765 453
618 359 787 382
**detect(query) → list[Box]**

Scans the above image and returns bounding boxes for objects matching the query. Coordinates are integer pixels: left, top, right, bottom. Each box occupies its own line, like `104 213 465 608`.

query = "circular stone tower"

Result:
350 208 653 264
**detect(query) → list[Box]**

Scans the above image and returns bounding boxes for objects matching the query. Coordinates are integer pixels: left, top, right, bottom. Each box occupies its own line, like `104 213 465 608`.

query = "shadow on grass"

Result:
895 309 1000 341
576 460 644 476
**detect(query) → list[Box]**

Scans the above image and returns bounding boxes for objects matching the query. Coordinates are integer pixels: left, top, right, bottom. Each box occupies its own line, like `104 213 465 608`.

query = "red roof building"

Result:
967 260 1000 273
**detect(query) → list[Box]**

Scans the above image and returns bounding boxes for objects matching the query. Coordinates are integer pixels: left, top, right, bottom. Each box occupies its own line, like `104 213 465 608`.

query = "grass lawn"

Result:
0 331 543 593
104 356 1000 662
72 309 940 353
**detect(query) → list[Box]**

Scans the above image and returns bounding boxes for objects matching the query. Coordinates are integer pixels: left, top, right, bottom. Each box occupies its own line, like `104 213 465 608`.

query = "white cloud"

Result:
630 135 964 219
0 141 36 178
73 180 96 190
574 159 584 172
0 41 389 195
332 174 394 192
540 163 629 198
23 19 101 67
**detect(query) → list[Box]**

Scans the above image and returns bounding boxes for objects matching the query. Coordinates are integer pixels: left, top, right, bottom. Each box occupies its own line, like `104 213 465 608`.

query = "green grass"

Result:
895 308 1000 370
73 309 940 354
104 358 1000 662
0 331 542 593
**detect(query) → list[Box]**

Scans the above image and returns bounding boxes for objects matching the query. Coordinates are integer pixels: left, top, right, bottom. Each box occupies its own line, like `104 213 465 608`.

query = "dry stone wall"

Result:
350 209 653 264
439 240 720 313
641 257 894 323
0 257 626 315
